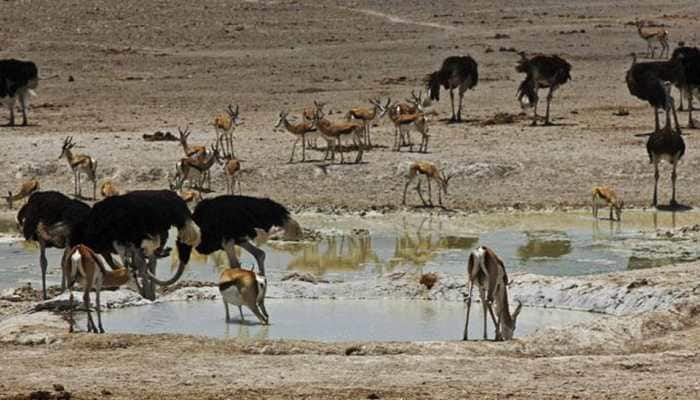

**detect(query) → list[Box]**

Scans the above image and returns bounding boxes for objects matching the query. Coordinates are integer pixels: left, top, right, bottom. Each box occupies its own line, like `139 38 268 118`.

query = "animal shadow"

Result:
656 203 693 212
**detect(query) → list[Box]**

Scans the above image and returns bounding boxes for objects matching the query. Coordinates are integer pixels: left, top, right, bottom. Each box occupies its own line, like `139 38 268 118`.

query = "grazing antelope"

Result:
220 148 243 195
178 127 207 158
402 161 453 207
174 142 221 190
4 179 39 209
213 104 241 157
463 246 522 341
345 98 391 148
635 19 670 59
275 111 317 163
592 186 623 221
219 267 269 325
100 181 120 198
64 244 130 333
58 136 97 200
313 101 364 164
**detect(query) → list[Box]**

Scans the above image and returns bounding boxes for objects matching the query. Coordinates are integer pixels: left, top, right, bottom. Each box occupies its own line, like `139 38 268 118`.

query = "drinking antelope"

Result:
58 136 97 200
219 267 269 325
64 244 130 333
463 246 522 341
213 104 241 157
100 181 120 198
275 111 317 163
4 179 39 209
345 98 391 148
635 19 669 59
313 101 364 164
402 161 453 207
592 186 623 221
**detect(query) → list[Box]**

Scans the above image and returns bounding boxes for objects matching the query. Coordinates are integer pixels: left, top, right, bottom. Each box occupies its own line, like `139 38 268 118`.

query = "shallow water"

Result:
78 299 600 341
2 210 698 291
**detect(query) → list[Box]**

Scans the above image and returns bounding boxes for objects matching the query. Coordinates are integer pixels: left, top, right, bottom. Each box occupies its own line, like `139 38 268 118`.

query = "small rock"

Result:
367 394 380 400
53 384 65 392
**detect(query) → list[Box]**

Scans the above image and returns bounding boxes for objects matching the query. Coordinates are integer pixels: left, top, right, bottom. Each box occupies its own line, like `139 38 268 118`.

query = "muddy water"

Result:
2 210 698 291
79 299 600 341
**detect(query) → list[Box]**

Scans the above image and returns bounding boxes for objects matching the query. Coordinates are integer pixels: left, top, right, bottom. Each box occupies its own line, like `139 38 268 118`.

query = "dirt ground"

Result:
2 0 700 398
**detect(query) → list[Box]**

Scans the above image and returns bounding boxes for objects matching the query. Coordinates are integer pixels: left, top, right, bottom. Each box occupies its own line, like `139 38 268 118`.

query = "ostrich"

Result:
516 53 572 126
646 82 685 207
626 53 685 133
17 191 91 299
192 195 302 276
0 59 39 126
424 55 478 122
670 46 700 128
75 190 201 300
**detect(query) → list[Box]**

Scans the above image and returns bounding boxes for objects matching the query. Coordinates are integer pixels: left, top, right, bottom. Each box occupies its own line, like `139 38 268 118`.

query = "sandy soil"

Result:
1 0 700 211
2 0 700 398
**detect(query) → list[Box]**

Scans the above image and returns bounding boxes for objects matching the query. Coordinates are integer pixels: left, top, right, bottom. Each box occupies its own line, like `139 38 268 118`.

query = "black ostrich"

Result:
670 46 700 127
75 190 201 300
17 191 91 299
516 53 572 126
0 59 38 126
192 195 302 276
424 55 478 122
626 53 685 133
646 81 685 207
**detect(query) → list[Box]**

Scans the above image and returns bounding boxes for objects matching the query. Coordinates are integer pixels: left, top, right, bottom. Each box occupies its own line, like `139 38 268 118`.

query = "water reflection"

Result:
627 256 675 270
287 235 380 275
517 231 572 261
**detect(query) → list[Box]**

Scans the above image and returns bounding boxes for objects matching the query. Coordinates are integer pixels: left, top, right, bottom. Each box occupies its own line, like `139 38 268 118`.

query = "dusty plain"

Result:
1 0 700 399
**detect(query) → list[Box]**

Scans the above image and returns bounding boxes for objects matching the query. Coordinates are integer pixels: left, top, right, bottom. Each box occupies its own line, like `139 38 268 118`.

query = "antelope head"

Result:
440 171 455 195
226 104 241 125
498 301 523 340
177 127 191 144
370 97 392 118
313 100 326 119
58 136 75 159
274 111 288 130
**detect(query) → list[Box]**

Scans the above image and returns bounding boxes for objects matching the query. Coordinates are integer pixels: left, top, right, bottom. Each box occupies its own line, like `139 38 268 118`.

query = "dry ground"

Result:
2 0 700 398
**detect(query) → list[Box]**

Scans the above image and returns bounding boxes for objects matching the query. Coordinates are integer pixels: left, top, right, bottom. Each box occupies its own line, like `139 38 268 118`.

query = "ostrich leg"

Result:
654 107 661 133
457 87 465 122
449 88 456 122
223 240 241 268
544 86 555 126
239 241 266 276
38 240 48 299
143 256 157 301
671 161 679 207
688 90 695 129
652 160 659 207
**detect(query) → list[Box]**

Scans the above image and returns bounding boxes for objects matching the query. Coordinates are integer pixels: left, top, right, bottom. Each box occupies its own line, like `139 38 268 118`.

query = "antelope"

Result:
388 104 433 152
313 101 364 164
592 186 624 221
219 147 243 195
275 111 317 163
174 142 221 190
4 179 39 209
345 98 391 148
178 127 207 158
402 161 453 207
219 267 269 325
302 106 319 149
63 244 130 333
100 181 120 198
635 19 670 59
213 104 241 157
58 136 98 200
463 246 522 341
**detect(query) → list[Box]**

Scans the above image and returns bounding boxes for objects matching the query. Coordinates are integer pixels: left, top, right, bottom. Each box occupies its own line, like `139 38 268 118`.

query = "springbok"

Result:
592 186 623 221
4 179 39 209
463 246 522 341
275 111 317 163
213 104 241 157
64 244 130 333
219 267 269 325
178 127 207 158
635 19 669 59
345 98 391 148
313 101 364 164
174 142 221 190
219 147 242 195
58 136 97 200
402 161 453 207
